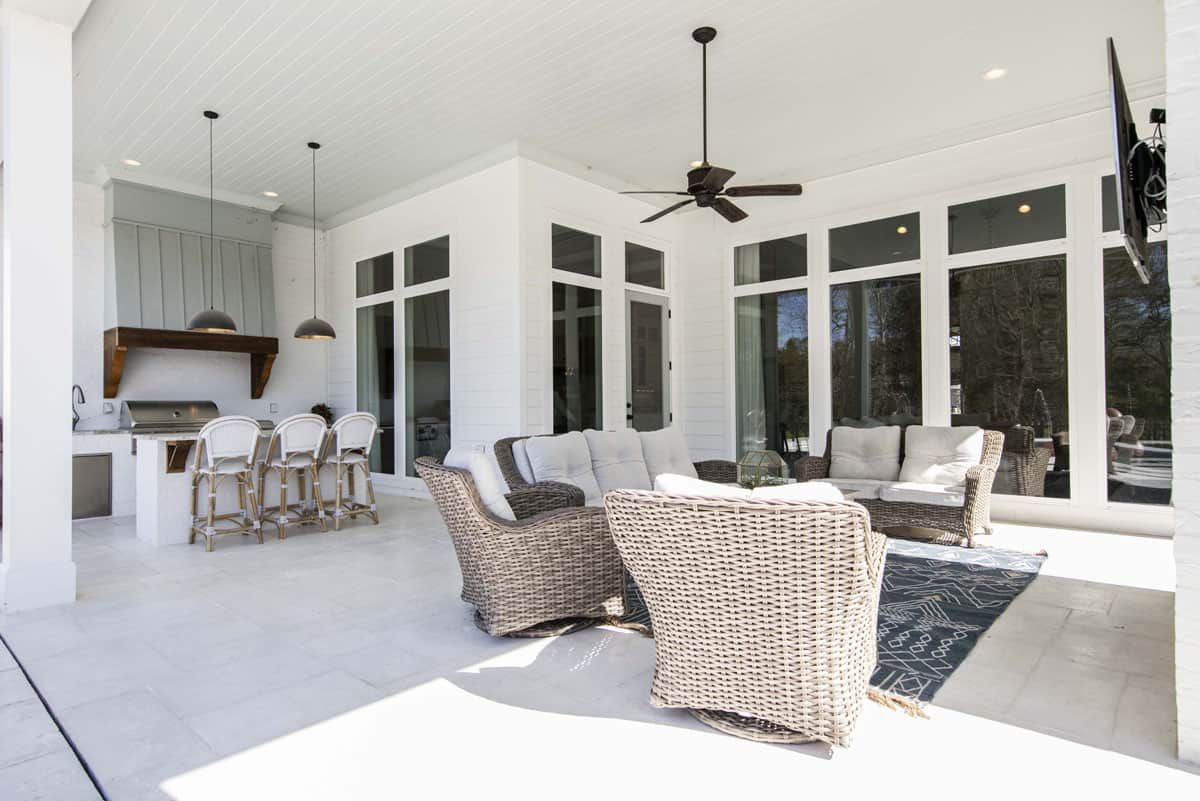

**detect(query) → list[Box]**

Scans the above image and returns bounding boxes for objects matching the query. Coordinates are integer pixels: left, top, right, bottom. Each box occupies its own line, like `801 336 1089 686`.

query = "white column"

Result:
1168 0 1200 766
0 9 77 610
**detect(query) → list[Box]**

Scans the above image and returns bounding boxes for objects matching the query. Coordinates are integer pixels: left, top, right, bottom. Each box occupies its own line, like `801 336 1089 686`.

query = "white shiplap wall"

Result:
1167 0 1200 766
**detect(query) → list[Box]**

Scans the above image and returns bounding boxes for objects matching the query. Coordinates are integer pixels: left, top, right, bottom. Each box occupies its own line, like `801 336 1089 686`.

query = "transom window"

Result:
948 185 1065 254
829 213 919 271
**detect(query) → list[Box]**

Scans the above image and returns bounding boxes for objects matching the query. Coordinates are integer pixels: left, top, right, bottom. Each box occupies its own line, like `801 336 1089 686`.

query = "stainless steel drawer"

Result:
72 453 113 519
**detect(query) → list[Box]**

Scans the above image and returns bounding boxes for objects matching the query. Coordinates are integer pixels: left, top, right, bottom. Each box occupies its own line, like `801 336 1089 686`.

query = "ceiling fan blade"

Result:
620 190 691 195
712 197 748 223
641 198 695 223
699 166 736 192
723 184 804 197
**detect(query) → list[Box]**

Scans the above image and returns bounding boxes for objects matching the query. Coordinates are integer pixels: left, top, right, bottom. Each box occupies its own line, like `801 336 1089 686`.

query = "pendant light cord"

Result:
207 113 215 311
701 41 707 165
312 145 318 315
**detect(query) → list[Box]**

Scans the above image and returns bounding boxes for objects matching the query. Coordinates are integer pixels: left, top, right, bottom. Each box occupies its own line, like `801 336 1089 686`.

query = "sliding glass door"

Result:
356 301 395 475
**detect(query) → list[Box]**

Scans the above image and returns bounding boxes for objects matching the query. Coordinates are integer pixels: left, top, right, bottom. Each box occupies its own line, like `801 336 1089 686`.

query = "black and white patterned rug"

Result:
619 538 1045 703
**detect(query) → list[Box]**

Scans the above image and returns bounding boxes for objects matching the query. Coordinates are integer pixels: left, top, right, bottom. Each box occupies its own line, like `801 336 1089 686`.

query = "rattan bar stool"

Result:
258 413 329 539
321 412 380 529
189 415 263 552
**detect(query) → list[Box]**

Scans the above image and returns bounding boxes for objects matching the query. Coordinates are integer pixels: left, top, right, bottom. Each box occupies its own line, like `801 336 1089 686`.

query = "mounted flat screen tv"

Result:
1107 37 1165 285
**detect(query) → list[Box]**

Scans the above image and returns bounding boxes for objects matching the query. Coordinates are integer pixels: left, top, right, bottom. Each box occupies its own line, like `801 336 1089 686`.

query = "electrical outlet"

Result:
102 402 114 414
269 402 279 414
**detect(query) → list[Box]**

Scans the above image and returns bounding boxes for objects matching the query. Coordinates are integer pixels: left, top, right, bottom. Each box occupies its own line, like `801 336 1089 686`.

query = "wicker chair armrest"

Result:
505 482 584 518
694 460 737 483
504 503 609 532
793 455 831 481
963 464 997 506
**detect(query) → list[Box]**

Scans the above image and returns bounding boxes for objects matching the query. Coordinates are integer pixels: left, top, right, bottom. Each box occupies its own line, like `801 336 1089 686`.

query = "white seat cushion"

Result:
823 478 888 500
444 446 516 521
829 426 902 481
899 426 985 486
751 482 844 502
639 426 698 480
584 429 652 493
525 431 604 507
511 439 535 484
269 453 314 469
879 481 966 508
653 473 751 500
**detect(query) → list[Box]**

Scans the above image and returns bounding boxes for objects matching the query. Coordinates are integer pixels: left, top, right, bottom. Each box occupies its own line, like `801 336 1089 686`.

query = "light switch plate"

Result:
269 402 279 413
102 402 114 414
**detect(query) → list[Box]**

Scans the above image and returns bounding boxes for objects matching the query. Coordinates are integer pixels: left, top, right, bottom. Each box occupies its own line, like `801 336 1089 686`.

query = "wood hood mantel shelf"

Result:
103 326 279 399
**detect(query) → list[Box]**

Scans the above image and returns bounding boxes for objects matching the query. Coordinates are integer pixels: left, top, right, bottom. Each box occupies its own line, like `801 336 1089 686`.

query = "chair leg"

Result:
333 464 344 531
311 464 328 532
364 464 379 524
245 475 264 544
189 472 200 544
205 474 217 550
277 470 289 540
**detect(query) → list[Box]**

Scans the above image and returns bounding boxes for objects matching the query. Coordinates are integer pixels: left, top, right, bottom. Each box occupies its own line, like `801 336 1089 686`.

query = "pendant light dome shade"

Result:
295 141 335 341
188 110 237 334
294 316 337 340
189 307 239 333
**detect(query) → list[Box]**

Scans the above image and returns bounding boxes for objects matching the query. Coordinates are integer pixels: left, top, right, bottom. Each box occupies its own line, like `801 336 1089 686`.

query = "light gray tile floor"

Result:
0 495 1196 800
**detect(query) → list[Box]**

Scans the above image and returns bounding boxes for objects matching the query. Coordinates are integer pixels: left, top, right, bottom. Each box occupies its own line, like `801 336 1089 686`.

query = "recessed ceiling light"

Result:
896 225 908 235
121 158 142 167
1018 203 1032 214
262 190 279 198
982 67 1007 81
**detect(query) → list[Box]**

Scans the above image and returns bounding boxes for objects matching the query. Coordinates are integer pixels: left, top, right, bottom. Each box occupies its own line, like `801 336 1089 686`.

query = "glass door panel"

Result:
356 301 396 474
405 290 451 476
627 293 668 430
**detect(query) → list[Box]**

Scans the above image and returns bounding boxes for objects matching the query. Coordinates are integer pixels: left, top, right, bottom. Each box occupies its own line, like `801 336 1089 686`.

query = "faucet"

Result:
72 384 85 430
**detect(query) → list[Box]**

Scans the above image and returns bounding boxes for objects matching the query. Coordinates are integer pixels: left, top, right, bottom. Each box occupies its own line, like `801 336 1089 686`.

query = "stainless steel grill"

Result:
118 401 275 435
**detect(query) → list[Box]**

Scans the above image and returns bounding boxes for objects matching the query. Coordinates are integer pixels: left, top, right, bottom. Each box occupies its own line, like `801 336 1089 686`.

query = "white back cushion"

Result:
444 446 516 521
653 473 750 500
511 439 535 483
829 426 902 481
751 482 845 502
584 429 652 493
525 431 604 507
899 426 985 486
639 426 698 480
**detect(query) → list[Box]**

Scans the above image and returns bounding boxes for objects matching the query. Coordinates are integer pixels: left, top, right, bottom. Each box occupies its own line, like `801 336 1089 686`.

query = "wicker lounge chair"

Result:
415 456 625 637
605 489 886 747
795 429 1003 547
494 435 737 499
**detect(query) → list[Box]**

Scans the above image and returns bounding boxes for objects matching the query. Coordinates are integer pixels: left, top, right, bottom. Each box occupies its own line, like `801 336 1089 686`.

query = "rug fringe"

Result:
867 686 928 719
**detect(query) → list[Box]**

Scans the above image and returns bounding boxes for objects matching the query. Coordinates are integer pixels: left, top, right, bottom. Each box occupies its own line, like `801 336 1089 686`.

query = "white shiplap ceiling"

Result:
71 0 1165 222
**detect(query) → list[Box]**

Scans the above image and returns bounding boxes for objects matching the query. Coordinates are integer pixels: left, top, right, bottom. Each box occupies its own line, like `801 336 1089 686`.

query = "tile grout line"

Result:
0 629 111 801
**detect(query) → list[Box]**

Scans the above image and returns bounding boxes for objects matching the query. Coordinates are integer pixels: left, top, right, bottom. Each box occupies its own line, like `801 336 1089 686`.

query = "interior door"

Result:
626 292 669 431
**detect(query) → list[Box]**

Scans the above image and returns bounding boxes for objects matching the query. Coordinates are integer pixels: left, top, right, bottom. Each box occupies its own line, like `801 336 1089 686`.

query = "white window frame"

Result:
724 159 1174 535
351 228 452 489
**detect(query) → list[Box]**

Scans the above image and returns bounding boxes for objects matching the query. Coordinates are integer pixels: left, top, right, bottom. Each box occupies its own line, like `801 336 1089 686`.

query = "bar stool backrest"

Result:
196 415 262 471
329 412 378 462
271 413 328 460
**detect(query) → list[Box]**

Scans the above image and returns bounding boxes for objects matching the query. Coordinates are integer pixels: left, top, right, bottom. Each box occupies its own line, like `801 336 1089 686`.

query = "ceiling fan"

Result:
623 26 803 224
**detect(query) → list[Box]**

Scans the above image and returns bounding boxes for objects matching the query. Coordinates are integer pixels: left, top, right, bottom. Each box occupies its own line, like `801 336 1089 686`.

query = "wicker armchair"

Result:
494 435 737 497
794 429 1004 547
415 457 625 637
605 489 886 747
983 424 1051 497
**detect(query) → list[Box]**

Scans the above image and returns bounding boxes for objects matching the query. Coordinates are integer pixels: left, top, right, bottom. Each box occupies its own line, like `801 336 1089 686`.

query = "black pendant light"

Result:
294 141 336 340
188 110 238 334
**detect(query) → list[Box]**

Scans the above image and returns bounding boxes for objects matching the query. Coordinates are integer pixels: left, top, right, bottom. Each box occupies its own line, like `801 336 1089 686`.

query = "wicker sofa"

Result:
796 425 1003 547
605 488 886 747
495 428 737 507
415 456 625 636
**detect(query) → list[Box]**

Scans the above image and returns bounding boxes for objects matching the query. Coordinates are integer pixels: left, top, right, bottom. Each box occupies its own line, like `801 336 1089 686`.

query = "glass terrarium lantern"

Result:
737 449 789 488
